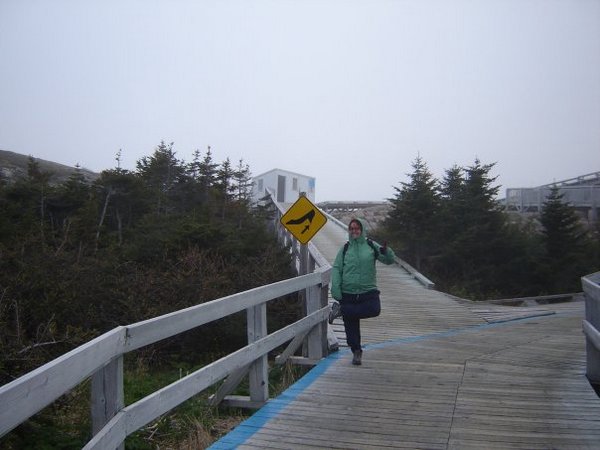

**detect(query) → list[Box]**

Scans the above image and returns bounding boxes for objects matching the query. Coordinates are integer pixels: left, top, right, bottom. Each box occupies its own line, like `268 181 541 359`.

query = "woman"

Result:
330 218 396 365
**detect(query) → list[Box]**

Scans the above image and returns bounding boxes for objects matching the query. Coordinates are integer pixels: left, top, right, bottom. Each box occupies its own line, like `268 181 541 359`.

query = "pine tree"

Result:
438 165 465 247
49 166 95 254
215 158 235 221
384 155 440 270
0 159 50 244
232 159 253 204
190 146 219 211
95 168 148 247
136 141 186 215
539 186 588 292
434 159 508 298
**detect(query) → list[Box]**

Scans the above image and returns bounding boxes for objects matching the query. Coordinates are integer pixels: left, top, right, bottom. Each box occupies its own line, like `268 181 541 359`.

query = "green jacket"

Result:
331 218 396 300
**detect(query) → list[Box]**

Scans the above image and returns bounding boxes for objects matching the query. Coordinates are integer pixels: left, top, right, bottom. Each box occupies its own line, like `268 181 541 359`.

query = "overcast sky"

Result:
1 0 598 202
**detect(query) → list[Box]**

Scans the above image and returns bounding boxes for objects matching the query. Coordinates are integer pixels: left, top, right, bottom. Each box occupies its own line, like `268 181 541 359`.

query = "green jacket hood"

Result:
348 218 367 242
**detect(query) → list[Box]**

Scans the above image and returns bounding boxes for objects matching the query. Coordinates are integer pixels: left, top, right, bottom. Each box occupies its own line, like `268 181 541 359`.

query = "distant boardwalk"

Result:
210 218 600 449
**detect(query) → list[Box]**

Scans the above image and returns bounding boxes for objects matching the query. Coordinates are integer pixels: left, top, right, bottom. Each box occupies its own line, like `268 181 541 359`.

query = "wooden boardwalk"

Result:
209 219 600 449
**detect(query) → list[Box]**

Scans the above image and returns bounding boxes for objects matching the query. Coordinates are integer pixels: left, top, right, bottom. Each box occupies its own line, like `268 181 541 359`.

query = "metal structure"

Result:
318 200 388 213
504 171 600 222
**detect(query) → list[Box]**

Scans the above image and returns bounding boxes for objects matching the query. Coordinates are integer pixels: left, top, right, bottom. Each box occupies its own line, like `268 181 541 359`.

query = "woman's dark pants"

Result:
343 315 362 352
340 290 381 353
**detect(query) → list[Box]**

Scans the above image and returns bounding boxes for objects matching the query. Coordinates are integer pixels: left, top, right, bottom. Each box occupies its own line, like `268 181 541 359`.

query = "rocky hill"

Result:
0 150 99 185
327 203 391 232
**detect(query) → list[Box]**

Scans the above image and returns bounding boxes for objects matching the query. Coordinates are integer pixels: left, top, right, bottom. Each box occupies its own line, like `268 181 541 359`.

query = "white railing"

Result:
582 271 600 386
0 195 332 448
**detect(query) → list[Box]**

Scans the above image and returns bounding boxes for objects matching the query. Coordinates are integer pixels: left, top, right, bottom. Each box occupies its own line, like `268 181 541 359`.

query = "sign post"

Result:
280 194 328 361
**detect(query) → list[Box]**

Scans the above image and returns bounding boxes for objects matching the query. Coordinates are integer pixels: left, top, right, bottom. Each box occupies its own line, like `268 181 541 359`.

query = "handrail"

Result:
582 271 600 385
0 206 332 447
0 327 128 436
84 306 330 450
125 271 323 351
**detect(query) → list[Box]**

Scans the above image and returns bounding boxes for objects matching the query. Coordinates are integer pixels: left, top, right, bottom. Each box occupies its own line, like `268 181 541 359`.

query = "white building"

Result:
252 168 316 204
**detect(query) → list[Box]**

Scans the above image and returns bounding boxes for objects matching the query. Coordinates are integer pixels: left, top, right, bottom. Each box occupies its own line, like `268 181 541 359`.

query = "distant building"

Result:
252 169 315 204
504 171 600 223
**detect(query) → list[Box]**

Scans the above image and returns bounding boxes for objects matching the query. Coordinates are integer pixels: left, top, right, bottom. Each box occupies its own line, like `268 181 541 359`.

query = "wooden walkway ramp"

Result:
209 220 600 449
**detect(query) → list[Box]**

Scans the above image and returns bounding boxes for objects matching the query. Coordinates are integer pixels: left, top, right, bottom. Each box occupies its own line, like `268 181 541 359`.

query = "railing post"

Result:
247 304 268 404
300 242 309 276
583 273 600 386
321 281 331 355
306 284 324 360
91 355 124 450
309 253 328 356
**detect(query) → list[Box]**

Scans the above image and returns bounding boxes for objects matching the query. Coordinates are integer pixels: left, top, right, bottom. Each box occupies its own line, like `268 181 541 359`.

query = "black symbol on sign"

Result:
286 209 316 234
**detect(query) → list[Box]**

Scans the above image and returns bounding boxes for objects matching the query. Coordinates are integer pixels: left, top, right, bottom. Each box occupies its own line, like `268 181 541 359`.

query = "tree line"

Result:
0 142 296 385
379 156 599 300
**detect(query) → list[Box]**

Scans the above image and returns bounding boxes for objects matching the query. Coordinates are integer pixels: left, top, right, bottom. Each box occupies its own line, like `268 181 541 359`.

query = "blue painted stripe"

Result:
367 311 559 351
207 351 345 449
208 310 573 449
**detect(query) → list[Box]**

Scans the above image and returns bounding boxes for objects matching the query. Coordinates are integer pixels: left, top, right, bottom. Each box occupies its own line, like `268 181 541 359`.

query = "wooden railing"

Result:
583 271 600 387
0 193 332 449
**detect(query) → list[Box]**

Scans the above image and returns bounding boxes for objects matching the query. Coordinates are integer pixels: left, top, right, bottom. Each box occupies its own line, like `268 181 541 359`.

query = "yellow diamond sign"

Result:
280 196 327 245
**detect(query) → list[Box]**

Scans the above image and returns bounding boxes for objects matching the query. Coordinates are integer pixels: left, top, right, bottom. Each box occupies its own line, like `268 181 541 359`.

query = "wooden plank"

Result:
247 304 268 403
218 395 268 410
274 330 310 365
230 308 600 450
91 355 124 439
208 365 250 406
305 284 323 360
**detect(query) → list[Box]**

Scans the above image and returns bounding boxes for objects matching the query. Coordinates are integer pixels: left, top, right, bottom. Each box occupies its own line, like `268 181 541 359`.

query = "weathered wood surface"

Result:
313 219 486 348
210 218 600 449
214 305 599 449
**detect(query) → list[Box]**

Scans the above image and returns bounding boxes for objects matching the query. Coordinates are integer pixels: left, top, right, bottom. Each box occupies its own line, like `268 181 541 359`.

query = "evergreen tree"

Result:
136 141 186 215
438 165 465 251
230 159 254 229
232 159 253 203
198 146 219 190
186 146 219 213
215 158 235 221
95 168 148 247
1 157 55 245
539 186 588 292
49 167 96 254
434 159 508 298
384 155 440 270
188 149 203 180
